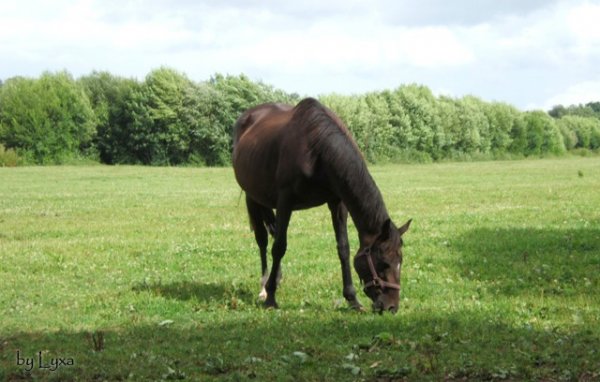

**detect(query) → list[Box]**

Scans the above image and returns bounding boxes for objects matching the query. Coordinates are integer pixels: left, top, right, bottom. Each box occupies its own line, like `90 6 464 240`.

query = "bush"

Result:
0 72 95 164
0 144 21 166
1 68 596 166
522 111 565 156
555 115 600 150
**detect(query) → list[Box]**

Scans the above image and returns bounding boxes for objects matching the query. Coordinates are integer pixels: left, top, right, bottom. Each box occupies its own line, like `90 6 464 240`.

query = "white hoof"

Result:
258 287 268 301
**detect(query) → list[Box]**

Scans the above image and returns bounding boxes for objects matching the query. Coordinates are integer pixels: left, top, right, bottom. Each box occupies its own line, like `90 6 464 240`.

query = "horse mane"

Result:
292 98 390 234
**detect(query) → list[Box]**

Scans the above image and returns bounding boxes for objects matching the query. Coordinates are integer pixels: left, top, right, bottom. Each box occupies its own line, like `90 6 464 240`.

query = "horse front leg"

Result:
264 194 293 309
328 201 363 311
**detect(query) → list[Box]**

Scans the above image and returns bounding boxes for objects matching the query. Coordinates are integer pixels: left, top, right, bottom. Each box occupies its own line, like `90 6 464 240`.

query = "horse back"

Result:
233 103 294 147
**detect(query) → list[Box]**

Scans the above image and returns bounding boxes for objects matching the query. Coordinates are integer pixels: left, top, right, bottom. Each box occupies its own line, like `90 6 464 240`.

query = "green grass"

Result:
1 158 599 381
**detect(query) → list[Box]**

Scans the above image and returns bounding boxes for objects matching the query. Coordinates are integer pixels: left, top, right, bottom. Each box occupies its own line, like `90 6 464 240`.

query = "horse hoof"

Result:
350 302 366 313
258 288 267 301
263 299 279 309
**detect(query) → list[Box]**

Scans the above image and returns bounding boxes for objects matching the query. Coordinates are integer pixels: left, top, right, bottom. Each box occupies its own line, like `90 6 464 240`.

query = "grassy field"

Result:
1 158 599 381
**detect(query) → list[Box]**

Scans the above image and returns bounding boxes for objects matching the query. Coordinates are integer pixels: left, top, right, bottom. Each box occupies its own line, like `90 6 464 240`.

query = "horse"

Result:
232 98 411 313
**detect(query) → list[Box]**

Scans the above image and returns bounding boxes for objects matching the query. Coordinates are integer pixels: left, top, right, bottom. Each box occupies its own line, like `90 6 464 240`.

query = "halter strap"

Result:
355 247 400 291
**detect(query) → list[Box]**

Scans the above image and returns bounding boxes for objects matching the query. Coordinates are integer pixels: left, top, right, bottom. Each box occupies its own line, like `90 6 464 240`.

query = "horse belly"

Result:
234 156 333 210
289 176 336 210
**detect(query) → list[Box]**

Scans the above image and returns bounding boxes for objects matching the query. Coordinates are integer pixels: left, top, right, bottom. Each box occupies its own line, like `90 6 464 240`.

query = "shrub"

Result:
0 144 21 166
0 72 95 164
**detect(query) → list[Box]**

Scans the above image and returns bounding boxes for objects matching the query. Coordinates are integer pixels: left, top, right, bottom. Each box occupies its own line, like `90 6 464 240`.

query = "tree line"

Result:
1 68 599 166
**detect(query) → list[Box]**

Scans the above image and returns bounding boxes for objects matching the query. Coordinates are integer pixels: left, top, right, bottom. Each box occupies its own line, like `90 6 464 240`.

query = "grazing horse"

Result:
232 98 411 313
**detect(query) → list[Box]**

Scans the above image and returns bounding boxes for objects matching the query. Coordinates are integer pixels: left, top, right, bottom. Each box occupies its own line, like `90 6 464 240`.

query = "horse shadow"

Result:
132 280 255 305
449 226 600 296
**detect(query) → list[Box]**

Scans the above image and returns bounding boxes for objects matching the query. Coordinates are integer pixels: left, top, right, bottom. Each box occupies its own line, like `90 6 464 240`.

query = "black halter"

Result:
355 246 400 291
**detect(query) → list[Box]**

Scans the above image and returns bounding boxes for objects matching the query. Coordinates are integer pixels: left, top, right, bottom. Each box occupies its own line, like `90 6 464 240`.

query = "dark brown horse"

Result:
232 98 411 313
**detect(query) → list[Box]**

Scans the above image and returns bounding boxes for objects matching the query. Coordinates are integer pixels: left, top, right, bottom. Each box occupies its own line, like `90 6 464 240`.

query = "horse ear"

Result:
378 219 392 241
398 219 412 236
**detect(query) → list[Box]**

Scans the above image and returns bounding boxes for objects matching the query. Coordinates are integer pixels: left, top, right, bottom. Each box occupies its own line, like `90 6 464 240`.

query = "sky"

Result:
1 0 600 110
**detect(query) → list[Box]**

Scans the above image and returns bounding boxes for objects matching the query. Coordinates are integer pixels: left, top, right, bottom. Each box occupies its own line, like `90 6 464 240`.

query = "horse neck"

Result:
342 171 389 246
322 137 389 244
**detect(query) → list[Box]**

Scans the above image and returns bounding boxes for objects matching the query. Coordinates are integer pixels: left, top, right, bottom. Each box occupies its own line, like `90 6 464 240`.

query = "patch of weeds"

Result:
223 282 254 310
87 331 105 352
408 330 451 375
280 350 312 366
203 354 228 375
162 361 186 381
355 332 399 354
375 366 412 379
4 369 34 381
341 362 361 376
490 365 519 380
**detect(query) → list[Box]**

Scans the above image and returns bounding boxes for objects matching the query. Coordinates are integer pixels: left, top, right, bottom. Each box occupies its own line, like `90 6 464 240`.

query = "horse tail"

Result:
261 208 276 238
232 111 253 148
246 196 276 238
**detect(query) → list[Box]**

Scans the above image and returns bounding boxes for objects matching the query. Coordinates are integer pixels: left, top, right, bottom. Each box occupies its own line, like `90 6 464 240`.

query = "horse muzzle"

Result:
372 298 398 314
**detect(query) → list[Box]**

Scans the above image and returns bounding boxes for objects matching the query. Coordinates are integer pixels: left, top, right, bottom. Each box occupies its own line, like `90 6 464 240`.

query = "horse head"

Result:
354 219 411 313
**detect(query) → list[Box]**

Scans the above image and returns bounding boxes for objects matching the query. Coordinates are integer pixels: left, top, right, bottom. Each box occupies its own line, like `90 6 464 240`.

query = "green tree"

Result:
0 71 95 164
436 96 461 155
484 102 519 153
523 111 565 155
556 116 579 150
586 101 600 118
549 102 600 120
380 90 411 153
141 67 195 165
79 71 140 164
548 104 567 119
449 97 482 154
556 115 600 150
187 82 232 166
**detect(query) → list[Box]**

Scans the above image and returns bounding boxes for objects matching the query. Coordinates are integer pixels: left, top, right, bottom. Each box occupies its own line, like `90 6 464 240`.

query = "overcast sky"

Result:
1 0 599 110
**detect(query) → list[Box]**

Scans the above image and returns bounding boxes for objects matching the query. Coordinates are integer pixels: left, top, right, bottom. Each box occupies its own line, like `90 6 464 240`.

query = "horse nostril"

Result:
388 306 398 314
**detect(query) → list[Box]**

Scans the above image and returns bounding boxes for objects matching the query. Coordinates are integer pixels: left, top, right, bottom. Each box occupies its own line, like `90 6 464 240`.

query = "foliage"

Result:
0 143 21 166
80 71 143 164
549 101 600 120
522 111 565 156
484 101 520 153
0 72 95 164
1 68 599 165
556 115 600 150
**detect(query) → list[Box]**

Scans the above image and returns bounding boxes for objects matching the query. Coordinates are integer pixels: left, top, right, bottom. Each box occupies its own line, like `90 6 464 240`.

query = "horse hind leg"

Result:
246 197 274 301
261 207 282 286
263 194 293 309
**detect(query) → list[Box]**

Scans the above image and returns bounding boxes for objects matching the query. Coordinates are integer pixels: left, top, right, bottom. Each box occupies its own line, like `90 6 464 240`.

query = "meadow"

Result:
0 157 599 381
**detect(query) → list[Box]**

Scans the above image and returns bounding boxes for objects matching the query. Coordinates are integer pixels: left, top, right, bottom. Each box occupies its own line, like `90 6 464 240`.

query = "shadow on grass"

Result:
451 227 600 296
132 280 255 305
2 310 598 381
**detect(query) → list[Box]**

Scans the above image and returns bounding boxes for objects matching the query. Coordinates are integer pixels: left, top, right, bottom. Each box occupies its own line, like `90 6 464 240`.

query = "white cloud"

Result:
229 23 474 76
566 1 600 57
0 0 599 108
541 80 600 109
